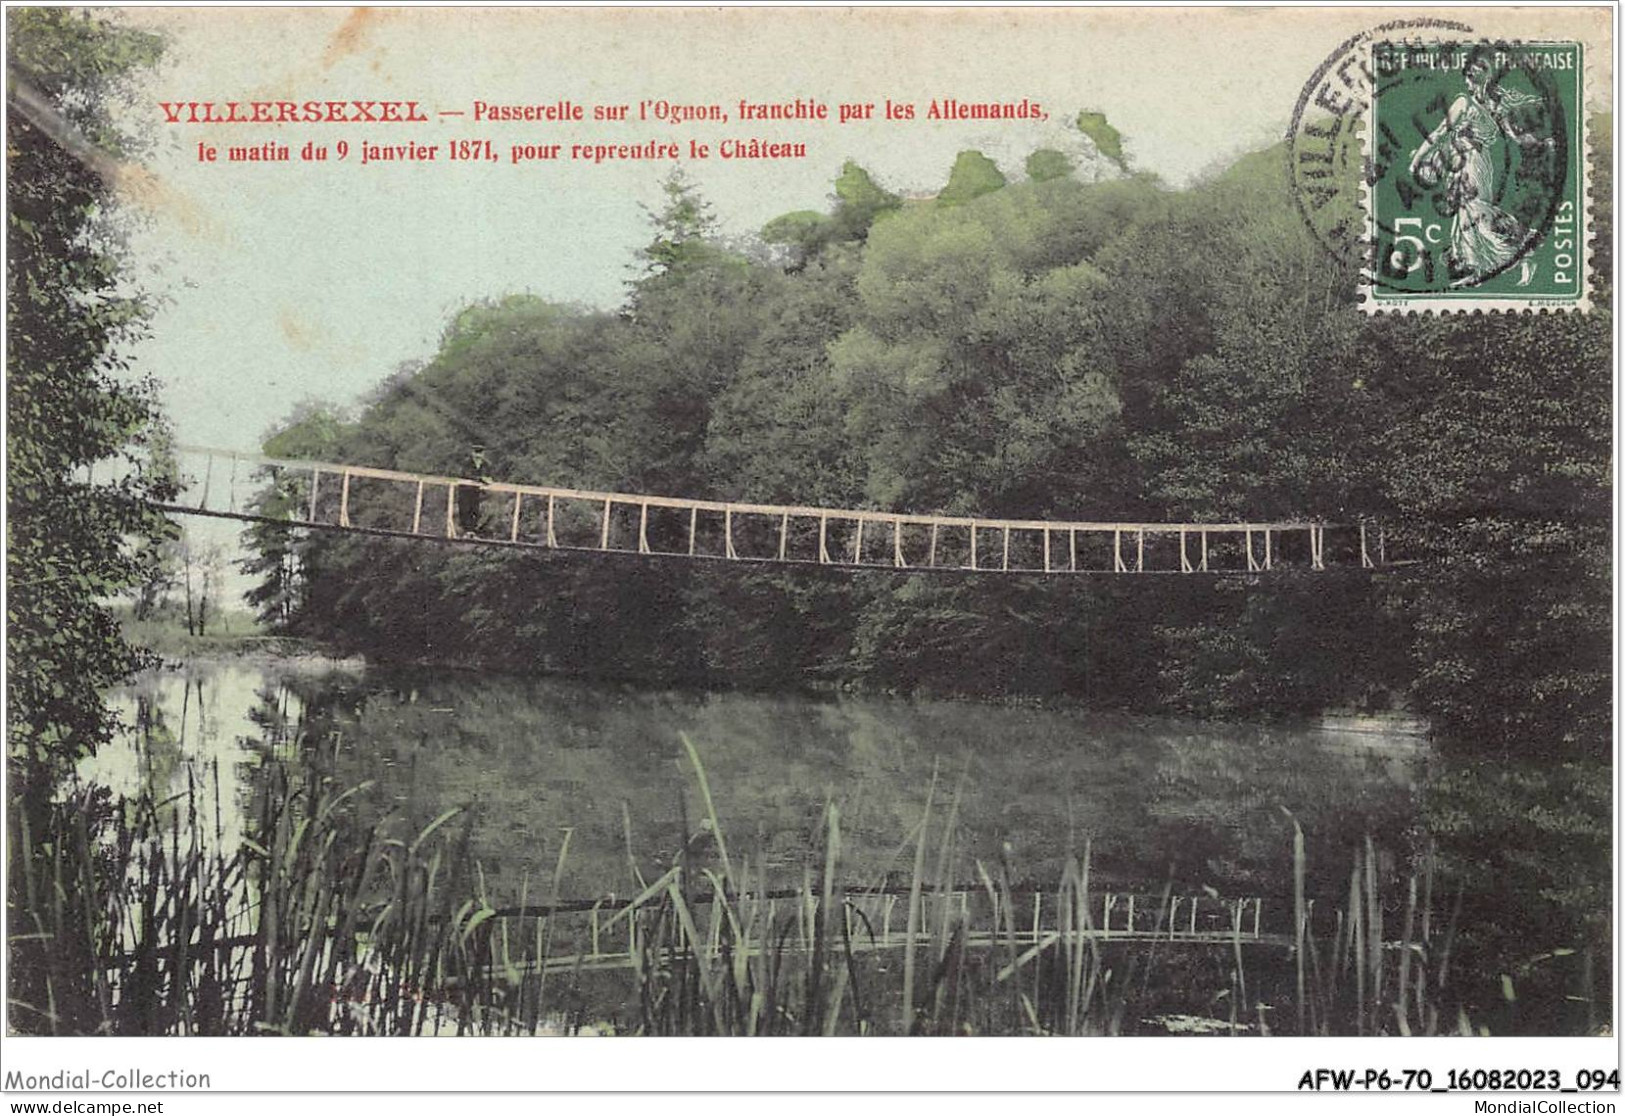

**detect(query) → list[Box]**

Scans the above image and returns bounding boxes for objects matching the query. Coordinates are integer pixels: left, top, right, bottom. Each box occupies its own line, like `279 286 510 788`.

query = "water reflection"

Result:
98 658 1427 912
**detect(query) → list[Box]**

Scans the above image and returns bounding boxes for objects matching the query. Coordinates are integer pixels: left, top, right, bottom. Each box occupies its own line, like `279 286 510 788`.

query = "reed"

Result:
5 734 1583 1037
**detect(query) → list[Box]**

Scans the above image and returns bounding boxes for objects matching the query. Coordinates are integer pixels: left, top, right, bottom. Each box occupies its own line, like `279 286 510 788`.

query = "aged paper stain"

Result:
322 8 381 69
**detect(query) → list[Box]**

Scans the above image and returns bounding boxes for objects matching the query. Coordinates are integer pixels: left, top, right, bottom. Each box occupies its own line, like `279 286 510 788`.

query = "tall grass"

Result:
7 758 493 1036
5 733 1589 1036
1282 813 1470 1037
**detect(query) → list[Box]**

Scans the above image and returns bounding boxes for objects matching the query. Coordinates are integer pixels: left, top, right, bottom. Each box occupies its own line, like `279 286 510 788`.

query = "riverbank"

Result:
116 608 363 672
128 609 1429 741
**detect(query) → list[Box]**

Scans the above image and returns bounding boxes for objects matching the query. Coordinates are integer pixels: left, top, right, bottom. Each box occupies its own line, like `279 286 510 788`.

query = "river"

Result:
90 655 1429 913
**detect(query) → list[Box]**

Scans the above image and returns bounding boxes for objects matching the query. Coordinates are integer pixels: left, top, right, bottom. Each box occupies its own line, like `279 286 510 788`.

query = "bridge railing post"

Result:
198 453 214 512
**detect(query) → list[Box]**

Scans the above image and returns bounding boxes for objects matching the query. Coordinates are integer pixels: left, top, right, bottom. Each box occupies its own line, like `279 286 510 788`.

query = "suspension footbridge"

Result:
154 444 1397 576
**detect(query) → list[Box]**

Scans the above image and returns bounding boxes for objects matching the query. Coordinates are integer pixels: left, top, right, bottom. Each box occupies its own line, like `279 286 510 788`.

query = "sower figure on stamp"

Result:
1408 53 1553 286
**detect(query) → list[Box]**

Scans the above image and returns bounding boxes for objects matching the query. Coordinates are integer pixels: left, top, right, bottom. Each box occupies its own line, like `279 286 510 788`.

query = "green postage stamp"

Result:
1365 40 1588 312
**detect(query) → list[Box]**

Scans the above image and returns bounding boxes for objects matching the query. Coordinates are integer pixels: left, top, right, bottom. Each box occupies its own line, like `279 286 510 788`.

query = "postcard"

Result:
3 4 1615 1104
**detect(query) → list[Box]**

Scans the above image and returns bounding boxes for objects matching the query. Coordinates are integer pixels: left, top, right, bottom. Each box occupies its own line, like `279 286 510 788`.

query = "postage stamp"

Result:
1364 40 1588 312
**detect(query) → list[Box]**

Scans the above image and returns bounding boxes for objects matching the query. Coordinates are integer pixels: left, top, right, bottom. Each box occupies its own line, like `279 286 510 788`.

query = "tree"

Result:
636 167 719 281
178 534 225 637
128 530 183 621
1075 110 1128 173
761 161 901 266
240 401 351 629
1025 148 1074 182
829 160 902 241
7 7 174 1035
622 178 768 495
127 417 183 619
938 150 1007 205
761 208 834 265
829 176 1131 514
7 9 174 796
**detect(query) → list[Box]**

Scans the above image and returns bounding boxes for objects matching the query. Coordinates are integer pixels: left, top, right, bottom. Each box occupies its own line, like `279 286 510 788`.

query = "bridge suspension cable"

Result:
152 444 1395 576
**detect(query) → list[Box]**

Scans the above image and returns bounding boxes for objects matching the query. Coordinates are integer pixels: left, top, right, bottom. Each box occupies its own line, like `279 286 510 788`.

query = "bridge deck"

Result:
153 444 1396 575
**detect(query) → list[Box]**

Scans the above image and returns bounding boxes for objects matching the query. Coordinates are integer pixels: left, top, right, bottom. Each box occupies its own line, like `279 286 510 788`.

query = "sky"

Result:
101 5 1611 458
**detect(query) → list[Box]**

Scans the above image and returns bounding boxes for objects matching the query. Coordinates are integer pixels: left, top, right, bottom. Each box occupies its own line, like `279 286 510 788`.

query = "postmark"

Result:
1363 40 1588 312
1287 18 1473 271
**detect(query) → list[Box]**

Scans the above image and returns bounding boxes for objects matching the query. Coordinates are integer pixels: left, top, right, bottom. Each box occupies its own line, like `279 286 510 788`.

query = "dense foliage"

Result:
7 8 177 1033
257 133 1609 767
7 9 175 802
